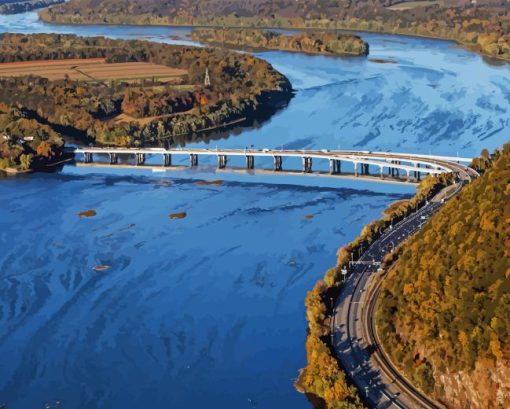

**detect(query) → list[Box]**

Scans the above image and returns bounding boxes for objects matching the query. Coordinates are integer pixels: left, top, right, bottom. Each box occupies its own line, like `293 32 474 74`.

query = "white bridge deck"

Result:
69 147 474 183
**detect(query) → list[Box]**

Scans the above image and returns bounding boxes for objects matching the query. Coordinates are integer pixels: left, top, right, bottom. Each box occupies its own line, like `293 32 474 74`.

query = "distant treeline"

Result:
40 0 510 60
0 34 292 148
191 28 369 56
376 144 510 407
0 0 63 14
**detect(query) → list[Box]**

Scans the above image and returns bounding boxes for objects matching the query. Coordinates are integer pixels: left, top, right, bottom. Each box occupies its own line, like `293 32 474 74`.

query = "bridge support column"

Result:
302 157 312 173
84 152 93 163
189 154 198 167
329 159 341 175
354 162 358 177
379 166 384 179
136 153 145 166
246 155 254 169
109 153 118 165
164 154 172 167
363 163 369 175
416 163 421 181
273 155 282 171
217 155 227 169
406 170 410 182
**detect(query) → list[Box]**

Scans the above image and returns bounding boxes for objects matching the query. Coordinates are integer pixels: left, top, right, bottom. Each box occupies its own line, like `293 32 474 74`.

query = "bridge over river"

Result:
69 147 475 184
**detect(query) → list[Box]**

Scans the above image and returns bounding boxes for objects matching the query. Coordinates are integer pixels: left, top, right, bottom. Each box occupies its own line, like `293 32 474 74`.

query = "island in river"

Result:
39 0 510 60
0 33 292 172
191 29 369 57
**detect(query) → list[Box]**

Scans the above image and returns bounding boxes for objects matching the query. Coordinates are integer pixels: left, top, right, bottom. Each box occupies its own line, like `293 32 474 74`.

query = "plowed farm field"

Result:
0 58 187 82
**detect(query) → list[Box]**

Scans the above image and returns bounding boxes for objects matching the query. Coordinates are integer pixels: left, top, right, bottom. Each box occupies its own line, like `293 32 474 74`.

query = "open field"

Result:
0 58 187 82
387 0 444 10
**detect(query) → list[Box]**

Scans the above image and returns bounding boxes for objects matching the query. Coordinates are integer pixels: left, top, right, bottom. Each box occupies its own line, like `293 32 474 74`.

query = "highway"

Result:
332 178 467 409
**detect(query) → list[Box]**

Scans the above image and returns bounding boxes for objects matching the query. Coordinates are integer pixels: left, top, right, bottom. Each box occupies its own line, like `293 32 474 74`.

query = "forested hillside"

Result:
0 104 68 172
40 0 510 59
377 143 510 408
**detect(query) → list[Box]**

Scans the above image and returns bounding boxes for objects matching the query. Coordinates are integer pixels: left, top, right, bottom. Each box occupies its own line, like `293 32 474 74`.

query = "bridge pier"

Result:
109 153 118 165
302 157 312 173
84 152 93 163
217 154 227 169
273 155 282 171
246 155 254 169
379 166 384 179
362 163 369 175
329 159 341 175
136 153 145 166
354 162 358 177
189 154 198 167
164 154 172 167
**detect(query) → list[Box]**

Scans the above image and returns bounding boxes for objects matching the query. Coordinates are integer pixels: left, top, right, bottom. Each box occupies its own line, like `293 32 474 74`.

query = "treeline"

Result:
295 173 455 408
0 0 63 15
0 105 67 172
40 0 510 59
376 144 510 408
191 28 369 56
0 34 292 147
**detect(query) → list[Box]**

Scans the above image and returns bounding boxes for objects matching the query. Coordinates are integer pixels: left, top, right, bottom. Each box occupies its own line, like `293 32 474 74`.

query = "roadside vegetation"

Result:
296 172 455 408
40 0 510 60
0 33 292 150
376 144 510 407
192 29 369 56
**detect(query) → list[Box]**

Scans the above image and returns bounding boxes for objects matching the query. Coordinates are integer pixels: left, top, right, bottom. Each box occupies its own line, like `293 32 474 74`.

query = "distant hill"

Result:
377 143 510 408
0 0 63 14
40 0 510 60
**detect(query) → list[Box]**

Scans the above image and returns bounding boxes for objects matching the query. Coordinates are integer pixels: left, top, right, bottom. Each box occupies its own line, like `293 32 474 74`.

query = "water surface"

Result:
0 12 509 409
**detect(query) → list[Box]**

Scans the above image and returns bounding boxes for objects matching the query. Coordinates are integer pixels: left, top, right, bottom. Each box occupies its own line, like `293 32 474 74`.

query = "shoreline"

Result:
36 14 510 63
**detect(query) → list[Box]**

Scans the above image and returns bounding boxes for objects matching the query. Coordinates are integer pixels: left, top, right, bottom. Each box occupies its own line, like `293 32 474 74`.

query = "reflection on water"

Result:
0 11 509 409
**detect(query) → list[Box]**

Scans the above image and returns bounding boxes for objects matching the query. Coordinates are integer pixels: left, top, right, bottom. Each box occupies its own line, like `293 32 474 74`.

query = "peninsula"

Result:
0 33 292 172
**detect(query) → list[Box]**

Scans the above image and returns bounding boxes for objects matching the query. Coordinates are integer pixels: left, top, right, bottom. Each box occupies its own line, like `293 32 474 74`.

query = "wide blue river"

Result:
0 11 508 409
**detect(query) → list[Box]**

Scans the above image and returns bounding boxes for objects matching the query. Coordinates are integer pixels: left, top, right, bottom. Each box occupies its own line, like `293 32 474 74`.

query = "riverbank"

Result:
38 6 510 62
295 173 455 408
0 33 293 151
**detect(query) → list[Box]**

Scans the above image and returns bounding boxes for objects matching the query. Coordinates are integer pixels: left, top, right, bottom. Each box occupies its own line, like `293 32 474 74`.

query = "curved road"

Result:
332 165 474 409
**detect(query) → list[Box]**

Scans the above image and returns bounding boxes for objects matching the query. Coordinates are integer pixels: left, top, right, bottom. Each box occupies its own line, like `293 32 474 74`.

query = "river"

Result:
0 11 508 409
